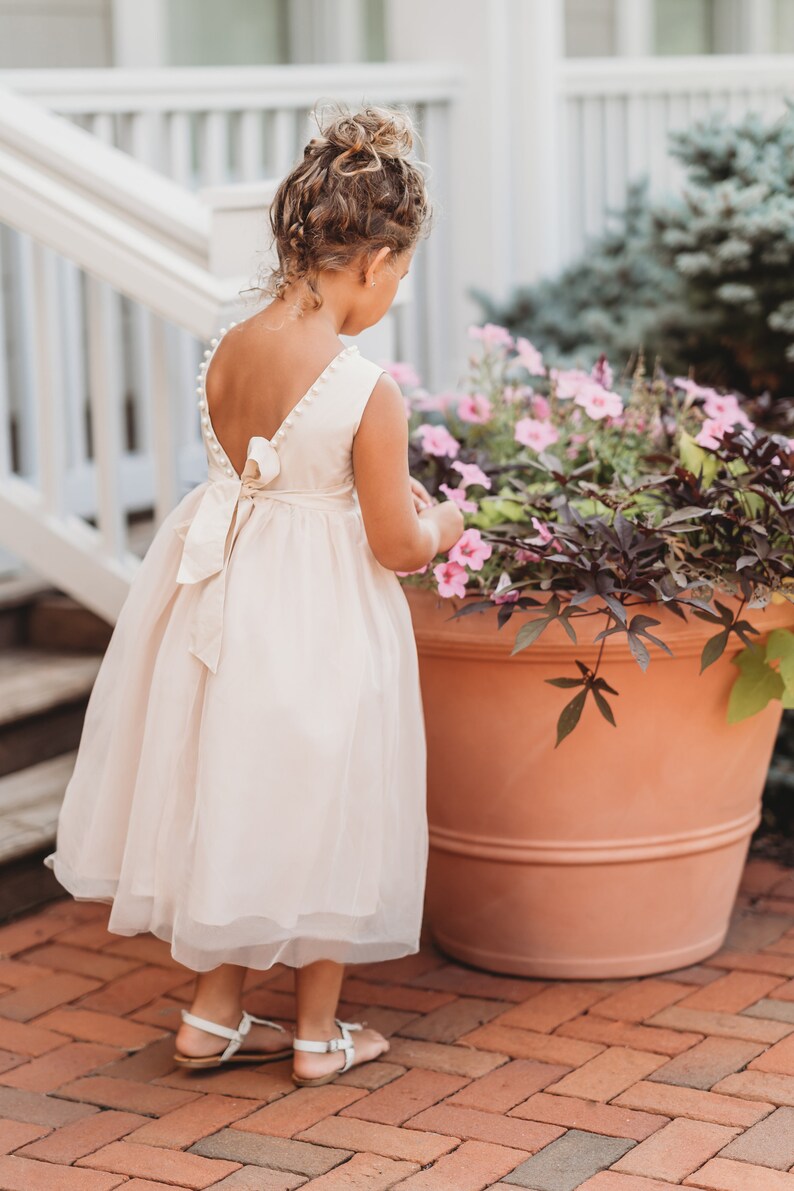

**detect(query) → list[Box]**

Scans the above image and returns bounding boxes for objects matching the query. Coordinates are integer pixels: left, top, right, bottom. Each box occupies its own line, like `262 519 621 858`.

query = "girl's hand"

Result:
419 498 465 555
410 475 434 513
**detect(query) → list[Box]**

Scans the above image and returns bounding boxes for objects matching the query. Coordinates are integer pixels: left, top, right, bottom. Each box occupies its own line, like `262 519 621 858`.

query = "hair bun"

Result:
308 102 416 175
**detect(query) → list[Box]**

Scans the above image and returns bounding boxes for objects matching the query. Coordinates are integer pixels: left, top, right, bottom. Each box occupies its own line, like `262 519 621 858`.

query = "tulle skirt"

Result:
45 483 429 972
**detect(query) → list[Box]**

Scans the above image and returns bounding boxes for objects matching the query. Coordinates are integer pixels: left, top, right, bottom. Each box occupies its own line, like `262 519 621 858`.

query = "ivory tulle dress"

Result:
44 329 429 972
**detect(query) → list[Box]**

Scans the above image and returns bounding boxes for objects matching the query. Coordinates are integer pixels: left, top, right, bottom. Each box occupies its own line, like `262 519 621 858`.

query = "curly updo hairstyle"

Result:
262 100 434 311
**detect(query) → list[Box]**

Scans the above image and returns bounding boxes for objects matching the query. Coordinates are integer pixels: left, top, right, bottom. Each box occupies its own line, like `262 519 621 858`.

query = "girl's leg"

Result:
293 959 389 1079
174 963 288 1059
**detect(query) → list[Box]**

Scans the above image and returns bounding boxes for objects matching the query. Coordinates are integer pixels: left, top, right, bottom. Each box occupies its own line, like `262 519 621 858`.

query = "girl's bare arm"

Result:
353 373 464 572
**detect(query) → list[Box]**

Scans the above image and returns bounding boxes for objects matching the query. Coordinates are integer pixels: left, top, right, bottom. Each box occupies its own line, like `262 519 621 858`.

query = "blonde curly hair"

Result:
261 100 434 311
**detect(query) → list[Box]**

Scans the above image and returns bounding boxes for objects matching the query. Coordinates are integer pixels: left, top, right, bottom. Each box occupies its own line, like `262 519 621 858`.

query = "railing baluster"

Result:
31 244 66 514
168 111 194 185
418 101 451 391
238 109 263 181
85 277 126 558
0 230 12 484
202 110 230 186
271 108 298 176
58 259 88 487
149 315 180 524
8 231 38 481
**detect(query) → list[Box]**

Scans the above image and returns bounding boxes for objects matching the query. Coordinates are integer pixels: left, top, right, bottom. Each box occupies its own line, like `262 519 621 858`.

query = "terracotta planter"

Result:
405 585 794 979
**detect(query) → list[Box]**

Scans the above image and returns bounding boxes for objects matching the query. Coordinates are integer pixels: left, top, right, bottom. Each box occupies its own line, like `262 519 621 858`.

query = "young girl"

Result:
43 102 464 1086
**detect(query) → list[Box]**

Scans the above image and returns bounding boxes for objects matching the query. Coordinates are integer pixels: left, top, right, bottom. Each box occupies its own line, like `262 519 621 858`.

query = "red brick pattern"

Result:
2 860 794 1188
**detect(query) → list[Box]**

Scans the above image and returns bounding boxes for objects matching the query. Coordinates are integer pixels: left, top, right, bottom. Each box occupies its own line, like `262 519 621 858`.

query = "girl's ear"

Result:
362 245 391 286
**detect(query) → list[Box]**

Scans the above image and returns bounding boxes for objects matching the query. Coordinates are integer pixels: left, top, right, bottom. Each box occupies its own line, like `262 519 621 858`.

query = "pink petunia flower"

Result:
448 528 493 572
439 483 478 513
674 377 719 400
382 360 421 388
468 323 515 349
514 336 546 376
702 392 754 430
591 356 614 390
417 423 461 458
518 517 561 560
695 416 734 449
451 461 492 490
413 389 459 413
530 393 551 418
515 417 559 451
503 384 526 405
575 386 623 421
551 368 594 400
434 559 468 598
457 392 493 424
531 516 557 545
491 571 520 603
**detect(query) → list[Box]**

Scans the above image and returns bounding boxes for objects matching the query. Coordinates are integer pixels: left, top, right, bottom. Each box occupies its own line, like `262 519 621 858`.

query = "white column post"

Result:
513 0 565 286
741 0 775 52
111 0 168 67
615 0 654 55
288 0 366 63
385 0 564 377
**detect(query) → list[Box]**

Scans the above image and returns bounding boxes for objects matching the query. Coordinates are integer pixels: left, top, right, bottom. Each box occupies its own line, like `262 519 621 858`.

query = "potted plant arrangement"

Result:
396 323 794 979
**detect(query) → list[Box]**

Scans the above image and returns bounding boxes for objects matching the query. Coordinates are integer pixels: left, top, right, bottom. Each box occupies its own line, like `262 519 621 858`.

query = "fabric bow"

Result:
174 437 281 673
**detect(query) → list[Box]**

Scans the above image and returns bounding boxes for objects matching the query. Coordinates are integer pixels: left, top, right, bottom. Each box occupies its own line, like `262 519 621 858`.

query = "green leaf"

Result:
765 628 794 695
627 632 651 670
491 498 526 522
558 607 578 643
727 644 785 724
592 688 617 726
545 677 586 688
700 629 729 672
512 617 552 653
555 688 588 747
679 429 719 486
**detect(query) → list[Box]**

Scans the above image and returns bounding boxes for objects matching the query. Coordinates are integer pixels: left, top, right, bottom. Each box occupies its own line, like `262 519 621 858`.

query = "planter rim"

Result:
429 806 760 866
404 585 794 663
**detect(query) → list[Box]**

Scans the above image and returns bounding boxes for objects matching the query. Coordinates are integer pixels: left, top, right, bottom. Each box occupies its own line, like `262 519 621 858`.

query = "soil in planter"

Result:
751 709 794 866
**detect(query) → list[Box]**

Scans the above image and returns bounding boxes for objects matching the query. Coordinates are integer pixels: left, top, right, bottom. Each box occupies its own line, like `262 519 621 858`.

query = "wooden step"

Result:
27 594 113 652
0 647 102 777
0 751 76 864
0 571 58 649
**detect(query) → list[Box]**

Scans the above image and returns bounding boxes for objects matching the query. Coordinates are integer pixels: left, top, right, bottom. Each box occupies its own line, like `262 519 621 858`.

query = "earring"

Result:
371 280 375 287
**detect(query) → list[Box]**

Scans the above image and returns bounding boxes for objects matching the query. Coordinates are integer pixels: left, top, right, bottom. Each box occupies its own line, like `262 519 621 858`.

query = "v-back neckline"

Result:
199 332 359 479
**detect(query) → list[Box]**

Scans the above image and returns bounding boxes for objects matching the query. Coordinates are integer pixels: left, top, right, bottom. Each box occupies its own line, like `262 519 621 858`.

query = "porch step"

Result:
0 647 102 729
0 570 58 649
0 751 76 864
28 594 113 652
0 647 101 781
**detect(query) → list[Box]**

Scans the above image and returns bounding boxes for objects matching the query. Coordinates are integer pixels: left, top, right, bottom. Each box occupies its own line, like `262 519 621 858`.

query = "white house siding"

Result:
565 0 615 56
0 0 111 67
777 0 794 48
167 0 288 66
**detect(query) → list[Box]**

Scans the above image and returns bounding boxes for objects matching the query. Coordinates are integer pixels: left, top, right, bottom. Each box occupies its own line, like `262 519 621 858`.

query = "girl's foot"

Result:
175 1006 292 1060
292 1023 389 1083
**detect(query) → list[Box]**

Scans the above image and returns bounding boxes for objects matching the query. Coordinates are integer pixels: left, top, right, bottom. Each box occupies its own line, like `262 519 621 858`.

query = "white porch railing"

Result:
2 64 461 390
559 55 794 263
0 88 249 616
0 64 459 597
0 89 409 617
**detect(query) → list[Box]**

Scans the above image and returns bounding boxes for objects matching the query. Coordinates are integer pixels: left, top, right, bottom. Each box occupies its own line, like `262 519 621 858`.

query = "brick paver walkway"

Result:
2 860 794 1190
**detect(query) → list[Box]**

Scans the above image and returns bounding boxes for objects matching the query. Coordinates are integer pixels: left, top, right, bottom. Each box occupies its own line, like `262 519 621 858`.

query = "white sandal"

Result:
291 1017 367 1086
174 1008 293 1068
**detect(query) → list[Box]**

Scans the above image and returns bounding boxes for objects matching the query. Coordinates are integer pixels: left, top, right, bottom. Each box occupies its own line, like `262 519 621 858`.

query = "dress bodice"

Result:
172 325 387 673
